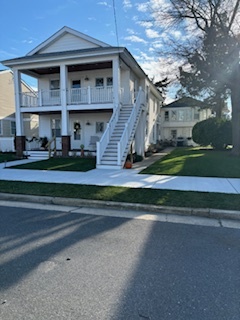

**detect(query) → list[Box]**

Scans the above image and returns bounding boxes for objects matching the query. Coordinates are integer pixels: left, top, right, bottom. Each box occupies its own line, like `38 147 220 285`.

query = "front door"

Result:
71 120 83 149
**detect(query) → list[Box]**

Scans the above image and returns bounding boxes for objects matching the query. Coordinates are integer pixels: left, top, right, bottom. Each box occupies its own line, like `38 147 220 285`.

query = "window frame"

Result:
10 121 16 136
96 121 104 133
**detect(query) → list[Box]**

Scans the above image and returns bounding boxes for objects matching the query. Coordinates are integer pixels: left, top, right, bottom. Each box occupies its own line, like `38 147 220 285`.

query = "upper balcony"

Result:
20 86 114 110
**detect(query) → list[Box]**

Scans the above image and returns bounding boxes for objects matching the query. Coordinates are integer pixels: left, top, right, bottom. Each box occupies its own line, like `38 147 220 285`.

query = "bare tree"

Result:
148 0 240 154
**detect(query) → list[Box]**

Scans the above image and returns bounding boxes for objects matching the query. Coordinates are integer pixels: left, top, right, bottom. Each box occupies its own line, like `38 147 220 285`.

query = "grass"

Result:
9 157 96 172
141 147 240 178
0 180 239 211
0 152 18 163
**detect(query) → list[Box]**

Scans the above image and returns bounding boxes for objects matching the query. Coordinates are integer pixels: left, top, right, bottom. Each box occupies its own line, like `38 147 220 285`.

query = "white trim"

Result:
27 26 110 56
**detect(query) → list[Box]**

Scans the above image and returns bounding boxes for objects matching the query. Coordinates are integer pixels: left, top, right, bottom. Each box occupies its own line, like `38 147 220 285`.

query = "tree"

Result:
148 0 240 155
192 118 232 149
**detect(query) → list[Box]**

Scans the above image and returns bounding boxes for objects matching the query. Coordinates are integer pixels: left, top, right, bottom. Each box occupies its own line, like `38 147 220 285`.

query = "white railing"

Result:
117 88 145 166
91 86 113 103
67 87 88 104
21 86 114 107
97 104 120 165
21 92 38 107
42 89 61 106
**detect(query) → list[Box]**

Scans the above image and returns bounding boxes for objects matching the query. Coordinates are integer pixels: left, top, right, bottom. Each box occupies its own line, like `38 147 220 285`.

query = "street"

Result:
0 204 240 320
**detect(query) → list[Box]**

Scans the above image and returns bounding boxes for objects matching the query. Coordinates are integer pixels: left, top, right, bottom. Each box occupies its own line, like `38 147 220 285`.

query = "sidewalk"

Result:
0 148 240 194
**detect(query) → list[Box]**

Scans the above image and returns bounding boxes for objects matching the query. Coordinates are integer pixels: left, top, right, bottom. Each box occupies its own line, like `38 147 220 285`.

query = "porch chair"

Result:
88 136 100 151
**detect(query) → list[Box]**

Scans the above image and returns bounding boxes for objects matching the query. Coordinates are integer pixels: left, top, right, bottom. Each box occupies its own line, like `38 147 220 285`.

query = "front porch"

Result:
21 86 114 108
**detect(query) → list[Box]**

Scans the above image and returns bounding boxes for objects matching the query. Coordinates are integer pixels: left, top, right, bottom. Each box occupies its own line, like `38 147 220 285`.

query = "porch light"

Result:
86 121 91 125
84 76 89 81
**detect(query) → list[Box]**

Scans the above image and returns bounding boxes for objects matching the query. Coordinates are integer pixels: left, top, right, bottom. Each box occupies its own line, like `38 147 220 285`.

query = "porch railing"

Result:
96 104 120 165
117 88 145 166
21 86 114 107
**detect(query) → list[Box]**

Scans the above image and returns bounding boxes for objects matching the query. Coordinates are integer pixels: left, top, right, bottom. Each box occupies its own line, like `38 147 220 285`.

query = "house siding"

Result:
39 33 99 54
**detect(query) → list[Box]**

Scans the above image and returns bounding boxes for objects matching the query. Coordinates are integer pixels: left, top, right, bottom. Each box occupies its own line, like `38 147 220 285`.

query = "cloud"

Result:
98 1 107 5
123 0 132 10
137 21 153 28
136 2 149 12
124 35 147 44
145 29 160 38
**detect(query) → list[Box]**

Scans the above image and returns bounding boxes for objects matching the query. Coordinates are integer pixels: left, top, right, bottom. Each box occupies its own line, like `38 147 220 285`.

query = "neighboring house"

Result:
2 26 163 168
0 70 38 152
161 97 212 145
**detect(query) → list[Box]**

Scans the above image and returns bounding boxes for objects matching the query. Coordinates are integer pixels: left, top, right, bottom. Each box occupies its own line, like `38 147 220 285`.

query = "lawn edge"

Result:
0 192 240 222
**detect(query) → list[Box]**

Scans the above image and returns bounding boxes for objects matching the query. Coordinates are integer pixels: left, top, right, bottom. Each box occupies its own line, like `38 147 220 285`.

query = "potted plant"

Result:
124 159 132 169
80 144 84 157
40 137 48 150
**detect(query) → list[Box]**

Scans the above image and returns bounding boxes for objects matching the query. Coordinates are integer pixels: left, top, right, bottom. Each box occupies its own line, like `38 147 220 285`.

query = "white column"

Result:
13 68 23 136
112 57 120 107
60 64 69 135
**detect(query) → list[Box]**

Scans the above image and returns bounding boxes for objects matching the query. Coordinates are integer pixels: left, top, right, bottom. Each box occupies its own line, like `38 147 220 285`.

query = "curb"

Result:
0 192 240 221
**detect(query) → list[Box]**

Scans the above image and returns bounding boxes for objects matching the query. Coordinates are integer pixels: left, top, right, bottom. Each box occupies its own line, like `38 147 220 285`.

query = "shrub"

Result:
192 118 232 149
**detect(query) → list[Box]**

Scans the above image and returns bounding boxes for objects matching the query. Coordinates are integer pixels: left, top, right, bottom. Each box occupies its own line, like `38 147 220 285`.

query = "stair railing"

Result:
46 136 56 158
97 104 120 165
117 87 144 166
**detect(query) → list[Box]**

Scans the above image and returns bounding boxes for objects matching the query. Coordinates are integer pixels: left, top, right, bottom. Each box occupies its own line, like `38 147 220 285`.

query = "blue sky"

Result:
0 0 179 101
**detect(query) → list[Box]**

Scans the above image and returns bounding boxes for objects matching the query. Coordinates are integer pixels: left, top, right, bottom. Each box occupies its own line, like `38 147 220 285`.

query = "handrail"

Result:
117 88 144 166
97 104 120 164
46 136 56 158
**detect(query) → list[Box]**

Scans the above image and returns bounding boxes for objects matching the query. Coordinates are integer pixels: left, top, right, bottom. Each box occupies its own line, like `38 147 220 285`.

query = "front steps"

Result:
24 150 52 160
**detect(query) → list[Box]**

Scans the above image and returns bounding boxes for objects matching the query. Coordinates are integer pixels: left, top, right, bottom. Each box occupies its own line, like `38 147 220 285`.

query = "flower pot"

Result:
125 160 132 169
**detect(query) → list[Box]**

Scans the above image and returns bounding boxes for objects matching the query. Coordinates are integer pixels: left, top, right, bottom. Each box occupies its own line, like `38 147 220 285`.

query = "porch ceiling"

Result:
28 61 112 75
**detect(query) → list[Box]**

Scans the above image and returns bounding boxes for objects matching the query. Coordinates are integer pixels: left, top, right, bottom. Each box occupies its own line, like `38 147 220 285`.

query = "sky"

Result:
0 0 180 102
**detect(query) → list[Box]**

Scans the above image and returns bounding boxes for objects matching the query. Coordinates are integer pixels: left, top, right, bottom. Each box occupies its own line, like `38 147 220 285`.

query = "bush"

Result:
192 118 232 149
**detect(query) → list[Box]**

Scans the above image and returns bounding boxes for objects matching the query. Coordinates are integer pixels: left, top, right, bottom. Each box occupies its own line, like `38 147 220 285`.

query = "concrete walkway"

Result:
0 148 240 195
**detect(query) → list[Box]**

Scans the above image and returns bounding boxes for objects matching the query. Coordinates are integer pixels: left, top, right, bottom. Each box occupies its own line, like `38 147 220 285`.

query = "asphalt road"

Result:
0 205 240 320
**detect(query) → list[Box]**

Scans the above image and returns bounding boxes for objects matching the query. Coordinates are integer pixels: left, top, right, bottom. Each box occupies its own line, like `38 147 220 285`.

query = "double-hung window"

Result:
50 80 60 99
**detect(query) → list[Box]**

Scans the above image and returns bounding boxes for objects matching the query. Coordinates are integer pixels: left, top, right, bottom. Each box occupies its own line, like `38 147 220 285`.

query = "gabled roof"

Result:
163 97 204 108
27 26 110 56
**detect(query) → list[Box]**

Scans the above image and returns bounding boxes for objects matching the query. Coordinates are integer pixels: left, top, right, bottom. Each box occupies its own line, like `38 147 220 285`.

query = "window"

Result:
72 80 81 88
171 110 177 121
50 80 60 99
96 122 104 133
50 80 60 90
107 77 113 86
95 78 104 87
51 119 61 137
10 121 16 135
179 110 185 121
164 111 169 121
186 110 192 121
0 120 2 135
171 130 177 139
194 111 200 120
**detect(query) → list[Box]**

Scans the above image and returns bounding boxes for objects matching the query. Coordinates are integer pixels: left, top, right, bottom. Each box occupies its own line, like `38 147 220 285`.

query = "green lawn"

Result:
10 157 96 172
0 180 239 211
0 152 18 163
141 147 240 178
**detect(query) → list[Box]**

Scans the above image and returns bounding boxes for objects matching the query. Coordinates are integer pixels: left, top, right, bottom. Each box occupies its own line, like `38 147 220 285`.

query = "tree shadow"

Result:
112 221 240 319
0 206 128 291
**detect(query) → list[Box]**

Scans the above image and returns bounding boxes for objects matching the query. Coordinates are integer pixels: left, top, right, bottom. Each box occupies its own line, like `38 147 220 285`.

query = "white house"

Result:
2 26 163 168
161 97 212 145
0 70 38 152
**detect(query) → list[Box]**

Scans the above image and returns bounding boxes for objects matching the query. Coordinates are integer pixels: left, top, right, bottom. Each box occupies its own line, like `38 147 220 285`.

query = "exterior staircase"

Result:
97 88 144 169
99 105 133 168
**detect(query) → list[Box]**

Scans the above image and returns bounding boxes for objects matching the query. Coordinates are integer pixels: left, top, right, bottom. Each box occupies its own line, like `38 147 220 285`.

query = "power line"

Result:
112 0 120 47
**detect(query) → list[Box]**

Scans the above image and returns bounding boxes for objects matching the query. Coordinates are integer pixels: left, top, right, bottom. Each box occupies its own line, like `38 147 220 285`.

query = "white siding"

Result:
39 33 100 54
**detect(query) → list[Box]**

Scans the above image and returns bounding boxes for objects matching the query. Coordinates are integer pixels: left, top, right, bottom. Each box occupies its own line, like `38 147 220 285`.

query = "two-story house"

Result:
0 70 38 152
161 97 212 145
2 26 163 168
